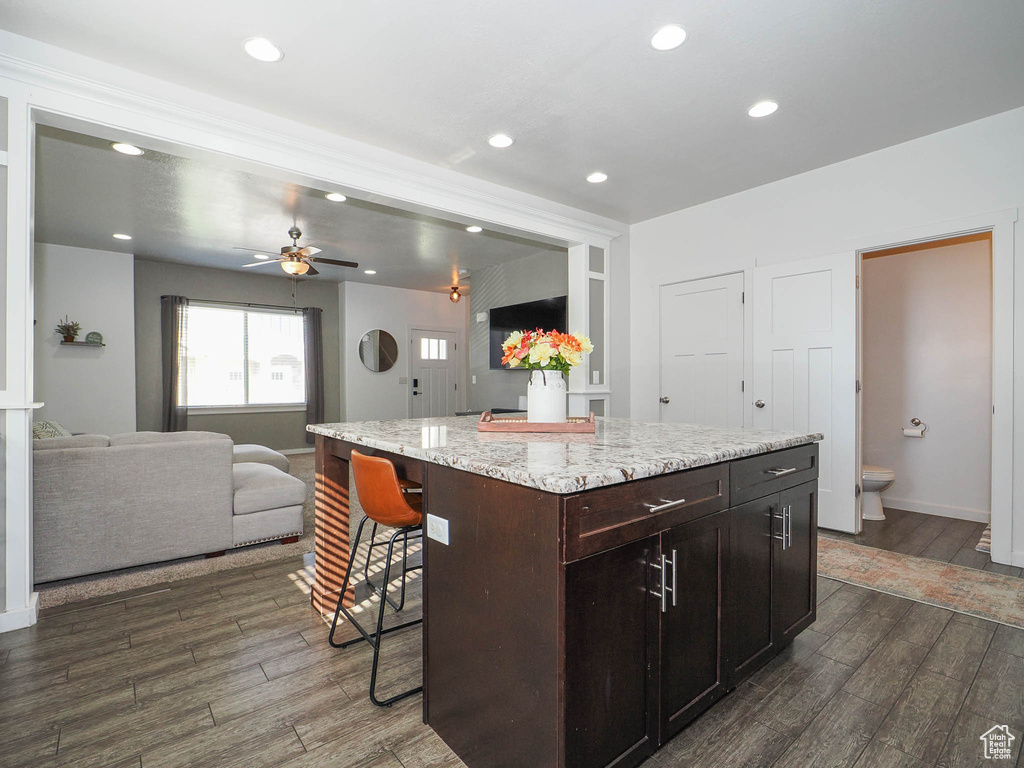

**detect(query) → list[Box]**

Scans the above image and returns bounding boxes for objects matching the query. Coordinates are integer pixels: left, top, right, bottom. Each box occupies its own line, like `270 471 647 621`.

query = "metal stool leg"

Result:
368 527 424 707
327 516 370 648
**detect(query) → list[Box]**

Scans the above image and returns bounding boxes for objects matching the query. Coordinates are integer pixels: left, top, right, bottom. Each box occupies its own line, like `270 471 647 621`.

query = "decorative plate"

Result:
85 331 103 345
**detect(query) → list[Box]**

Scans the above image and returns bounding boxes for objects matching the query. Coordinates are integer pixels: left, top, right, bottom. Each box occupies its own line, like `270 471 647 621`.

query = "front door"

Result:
410 328 457 418
659 273 744 427
751 253 857 532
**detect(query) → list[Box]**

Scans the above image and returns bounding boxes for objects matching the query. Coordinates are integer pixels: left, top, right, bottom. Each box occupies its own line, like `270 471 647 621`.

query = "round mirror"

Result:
358 329 399 373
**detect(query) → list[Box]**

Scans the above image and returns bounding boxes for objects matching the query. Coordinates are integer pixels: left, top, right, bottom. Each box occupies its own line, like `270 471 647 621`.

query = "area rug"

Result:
819 536 1024 629
977 524 992 553
35 451 345 609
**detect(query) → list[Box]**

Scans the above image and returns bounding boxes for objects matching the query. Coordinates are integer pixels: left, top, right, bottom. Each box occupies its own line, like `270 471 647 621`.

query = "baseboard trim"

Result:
881 496 991 524
280 448 314 455
0 592 39 633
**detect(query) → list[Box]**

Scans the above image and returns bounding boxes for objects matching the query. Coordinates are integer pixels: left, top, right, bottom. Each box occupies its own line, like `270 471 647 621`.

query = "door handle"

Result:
659 396 670 404
412 391 420 396
754 399 766 408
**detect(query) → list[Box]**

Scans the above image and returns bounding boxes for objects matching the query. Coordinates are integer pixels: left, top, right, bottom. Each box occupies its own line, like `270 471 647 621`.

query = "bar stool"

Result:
328 449 424 707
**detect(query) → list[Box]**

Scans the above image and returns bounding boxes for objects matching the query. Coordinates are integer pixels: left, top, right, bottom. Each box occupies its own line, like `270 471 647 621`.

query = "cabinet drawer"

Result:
730 444 818 506
563 464 728 562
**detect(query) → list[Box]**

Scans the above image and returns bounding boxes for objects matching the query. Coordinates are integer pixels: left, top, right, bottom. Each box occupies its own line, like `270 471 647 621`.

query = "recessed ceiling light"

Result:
650 25 687 51
586 171 608 184
243 37 284 63
748 100 779 118
254 254 269 260
364 269 377 275
488 133 515 149
325 192 347 202
111 142 144 156
112 233 132 240
466 225 483 233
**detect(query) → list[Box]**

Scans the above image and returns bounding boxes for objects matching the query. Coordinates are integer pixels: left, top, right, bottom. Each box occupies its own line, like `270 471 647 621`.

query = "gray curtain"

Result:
303 307 325 443
161 295 189 432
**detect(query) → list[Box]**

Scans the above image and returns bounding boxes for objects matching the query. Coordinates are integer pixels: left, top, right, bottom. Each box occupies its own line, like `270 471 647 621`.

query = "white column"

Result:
0 88 40 632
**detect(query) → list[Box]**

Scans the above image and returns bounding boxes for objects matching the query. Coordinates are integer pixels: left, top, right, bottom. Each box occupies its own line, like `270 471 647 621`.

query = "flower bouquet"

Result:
501 329 593 422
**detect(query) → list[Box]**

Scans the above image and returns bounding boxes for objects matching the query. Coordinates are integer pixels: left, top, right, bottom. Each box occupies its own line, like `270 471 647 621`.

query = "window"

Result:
184 304 306 408
420 336 448 360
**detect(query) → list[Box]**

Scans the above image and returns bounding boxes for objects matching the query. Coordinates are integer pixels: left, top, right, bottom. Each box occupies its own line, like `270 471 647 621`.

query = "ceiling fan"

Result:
236 226 358 276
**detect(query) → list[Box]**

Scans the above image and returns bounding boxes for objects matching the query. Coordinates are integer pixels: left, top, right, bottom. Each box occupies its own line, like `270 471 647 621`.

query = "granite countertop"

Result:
308 416 822 495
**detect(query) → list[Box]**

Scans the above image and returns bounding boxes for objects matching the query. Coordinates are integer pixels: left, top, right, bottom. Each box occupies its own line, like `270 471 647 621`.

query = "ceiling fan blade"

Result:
305 265 320 276
310 257 359 268
233 246 278 253
241 260 283 268
297 246 322 257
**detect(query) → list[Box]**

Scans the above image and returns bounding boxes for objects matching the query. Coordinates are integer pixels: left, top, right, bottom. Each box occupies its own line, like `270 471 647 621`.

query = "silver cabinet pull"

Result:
644 497 687 514
766 467 797 477
670 549 677 608
786 505 792 548
650 556 666 613
772 504 785 547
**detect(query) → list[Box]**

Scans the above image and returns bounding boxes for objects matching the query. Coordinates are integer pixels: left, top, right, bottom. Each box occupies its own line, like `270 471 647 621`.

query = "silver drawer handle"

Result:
766 467 797 477
644 497 687 514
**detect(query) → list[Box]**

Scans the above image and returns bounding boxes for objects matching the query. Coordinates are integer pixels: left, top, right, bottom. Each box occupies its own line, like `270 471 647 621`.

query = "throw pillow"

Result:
32 420 72 440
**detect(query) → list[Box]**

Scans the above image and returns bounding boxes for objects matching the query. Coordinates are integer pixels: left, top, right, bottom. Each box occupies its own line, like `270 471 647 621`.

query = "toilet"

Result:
862 465 896 522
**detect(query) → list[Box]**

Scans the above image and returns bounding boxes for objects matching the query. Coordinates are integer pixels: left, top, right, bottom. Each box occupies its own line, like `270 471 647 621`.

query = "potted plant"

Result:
55 315 82 343
500 329 593 422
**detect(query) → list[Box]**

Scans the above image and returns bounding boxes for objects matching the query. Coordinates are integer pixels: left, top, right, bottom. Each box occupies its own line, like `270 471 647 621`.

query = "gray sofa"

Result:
33 431 306 583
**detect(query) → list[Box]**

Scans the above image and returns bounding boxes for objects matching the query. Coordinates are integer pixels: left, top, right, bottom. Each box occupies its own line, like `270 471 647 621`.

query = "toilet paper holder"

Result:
903 418 927 438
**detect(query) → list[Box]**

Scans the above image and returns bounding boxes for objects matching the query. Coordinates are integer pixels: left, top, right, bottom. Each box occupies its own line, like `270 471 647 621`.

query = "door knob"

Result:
754 399 766 408
659 396 670 404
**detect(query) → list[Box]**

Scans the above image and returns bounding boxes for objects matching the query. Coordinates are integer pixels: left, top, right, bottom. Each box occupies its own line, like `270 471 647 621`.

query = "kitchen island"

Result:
308 416 822 768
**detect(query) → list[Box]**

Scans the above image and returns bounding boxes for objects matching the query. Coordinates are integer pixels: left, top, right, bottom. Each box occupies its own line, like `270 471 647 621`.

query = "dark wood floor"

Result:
3 521 1024 768
821 507 1019 577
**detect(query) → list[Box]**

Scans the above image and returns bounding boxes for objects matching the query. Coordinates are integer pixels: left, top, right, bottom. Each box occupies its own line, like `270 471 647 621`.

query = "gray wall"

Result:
134 259 341 450
468 250 568 412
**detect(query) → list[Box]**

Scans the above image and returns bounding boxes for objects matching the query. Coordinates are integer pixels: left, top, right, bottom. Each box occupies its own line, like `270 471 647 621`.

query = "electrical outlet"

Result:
472 375 477 384
426 513 449 545
592 370 600 385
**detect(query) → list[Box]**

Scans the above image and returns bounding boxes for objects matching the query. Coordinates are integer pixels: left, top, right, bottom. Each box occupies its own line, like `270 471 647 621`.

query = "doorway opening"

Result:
832 231 1011 575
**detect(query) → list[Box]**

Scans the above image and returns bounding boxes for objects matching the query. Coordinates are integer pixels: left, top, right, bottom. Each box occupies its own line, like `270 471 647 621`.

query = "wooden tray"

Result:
477 411 596 433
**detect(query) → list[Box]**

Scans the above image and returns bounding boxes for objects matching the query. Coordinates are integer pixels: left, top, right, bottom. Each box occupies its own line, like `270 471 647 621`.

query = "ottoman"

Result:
231 462 307 547
232 443 291 473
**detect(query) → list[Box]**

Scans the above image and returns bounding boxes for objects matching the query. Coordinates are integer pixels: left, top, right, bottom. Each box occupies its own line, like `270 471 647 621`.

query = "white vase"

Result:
527 370 567 423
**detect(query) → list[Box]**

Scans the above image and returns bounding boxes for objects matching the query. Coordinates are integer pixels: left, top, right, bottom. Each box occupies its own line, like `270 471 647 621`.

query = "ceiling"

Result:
5 1 1024 223
34 126 564 290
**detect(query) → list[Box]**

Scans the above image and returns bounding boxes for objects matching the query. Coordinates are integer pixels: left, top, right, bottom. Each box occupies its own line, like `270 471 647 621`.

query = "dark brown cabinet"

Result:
724 496 776 686
774 480 818 645
659 510 729 740
565 536 659 768
423 444 818 768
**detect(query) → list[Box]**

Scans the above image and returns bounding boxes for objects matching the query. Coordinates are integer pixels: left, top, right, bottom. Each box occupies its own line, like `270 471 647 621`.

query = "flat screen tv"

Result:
489 296 568 370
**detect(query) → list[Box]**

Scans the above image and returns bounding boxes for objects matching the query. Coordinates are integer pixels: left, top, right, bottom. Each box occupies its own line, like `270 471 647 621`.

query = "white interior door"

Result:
659 273 745 427
410 329 457 418
751 253 858 533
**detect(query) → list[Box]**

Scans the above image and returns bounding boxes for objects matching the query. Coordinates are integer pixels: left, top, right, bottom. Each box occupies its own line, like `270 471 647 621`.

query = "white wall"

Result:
630 106 1023 556
34 243 136 435
342 282 468 421
862 240 992 521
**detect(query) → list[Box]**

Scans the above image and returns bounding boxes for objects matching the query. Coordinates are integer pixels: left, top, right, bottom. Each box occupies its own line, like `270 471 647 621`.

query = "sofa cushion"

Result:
33 434 110 450
233 462 307 515
233 444 291 473
232 505 303 547
109 431 231 447
33 420 72 439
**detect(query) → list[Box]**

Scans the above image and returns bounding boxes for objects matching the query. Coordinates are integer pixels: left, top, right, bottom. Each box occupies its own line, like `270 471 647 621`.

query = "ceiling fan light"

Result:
281 260 310 276
449 286 462 304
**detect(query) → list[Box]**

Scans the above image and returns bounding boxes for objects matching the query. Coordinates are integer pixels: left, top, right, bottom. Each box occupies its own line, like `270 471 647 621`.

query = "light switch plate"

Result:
426 513 449 545
472 375 477 384
592 370 600 385
399 376 408 385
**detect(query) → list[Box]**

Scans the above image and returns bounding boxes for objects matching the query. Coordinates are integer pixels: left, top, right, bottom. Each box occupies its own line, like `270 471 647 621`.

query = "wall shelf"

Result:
60 341 106 347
